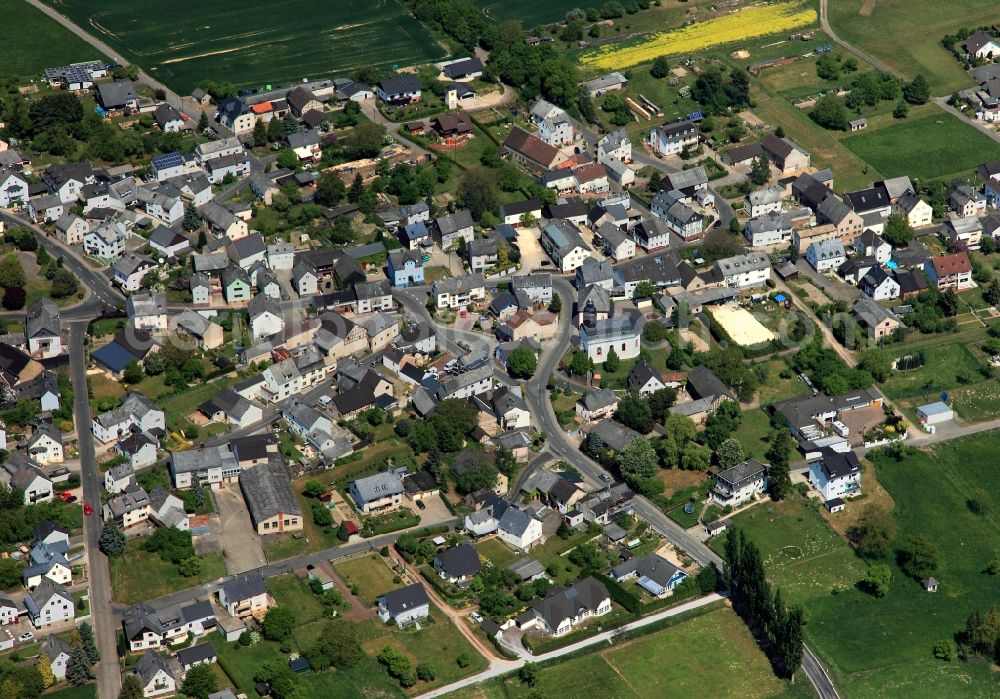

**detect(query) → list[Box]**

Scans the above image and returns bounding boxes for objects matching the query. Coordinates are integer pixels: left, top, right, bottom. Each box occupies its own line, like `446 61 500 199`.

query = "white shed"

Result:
916 402 954 426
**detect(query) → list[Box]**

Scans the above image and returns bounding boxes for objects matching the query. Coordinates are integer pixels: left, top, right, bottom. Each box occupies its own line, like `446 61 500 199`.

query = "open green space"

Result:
709 494 866 606
109 540 227 603
44 0 447 93
826 0 1000 94
729 408 773 462
475 538 517 567
528 527 598 586
334 554 403 606
749 85 876 192
215 600 486 697
798 435 1000 696
880 342 982 401
841 112 1000 180
446 604 795 699
0 0 102 79
267 574 328 625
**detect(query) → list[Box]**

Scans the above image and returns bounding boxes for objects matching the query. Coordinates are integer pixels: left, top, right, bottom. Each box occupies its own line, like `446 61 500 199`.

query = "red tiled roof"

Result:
573 163 608 183
250 102 273 114
931 252 972 276
502 127 559 168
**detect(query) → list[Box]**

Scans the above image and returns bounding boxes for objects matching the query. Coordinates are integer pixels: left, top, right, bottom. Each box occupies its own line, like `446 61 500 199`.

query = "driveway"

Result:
514 227 545 272
795 259 861 304
404 493 451 525
213 485 268 574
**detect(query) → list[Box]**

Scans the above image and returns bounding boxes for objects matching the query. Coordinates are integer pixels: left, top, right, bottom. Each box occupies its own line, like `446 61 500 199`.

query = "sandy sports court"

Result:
713 304 776 346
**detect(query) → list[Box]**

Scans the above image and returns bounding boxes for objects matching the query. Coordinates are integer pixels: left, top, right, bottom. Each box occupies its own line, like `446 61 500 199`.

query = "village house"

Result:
377 583 429 627
526 577 611 636
924 252 973 291
710 459 769 507
218 573 269 618
648 120 699 157
809 447 862 500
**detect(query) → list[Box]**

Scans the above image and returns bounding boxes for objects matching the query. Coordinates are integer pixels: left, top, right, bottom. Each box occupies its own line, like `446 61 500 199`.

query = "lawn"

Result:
0 0 102 79
826 0 1000 94
334 554 402 606
729 408 773 462
446 605 792 699
799 435 1000 696
753 359 812 406
267 574 327 625
44 0 448 93
842 111 1000 180
215 601 486 697
880 342 982 401
109 540 227 603
709 493 866 606
749 85 876 192
528 528 598 586
475 538 517 567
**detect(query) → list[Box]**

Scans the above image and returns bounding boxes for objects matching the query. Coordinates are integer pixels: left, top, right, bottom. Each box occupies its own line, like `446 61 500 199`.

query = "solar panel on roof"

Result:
152 152 183 170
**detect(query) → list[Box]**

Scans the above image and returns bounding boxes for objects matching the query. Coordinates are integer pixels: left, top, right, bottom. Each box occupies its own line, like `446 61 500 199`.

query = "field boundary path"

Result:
818 0 903 79
18 0 231 137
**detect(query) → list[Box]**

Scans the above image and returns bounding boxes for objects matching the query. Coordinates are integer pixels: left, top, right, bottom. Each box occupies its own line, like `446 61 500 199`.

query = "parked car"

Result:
83 503 93 516
17 633 33 643
599 473 612 483
57 491 73 501
416 500 426 510
469 611 483 623
65 496 78 505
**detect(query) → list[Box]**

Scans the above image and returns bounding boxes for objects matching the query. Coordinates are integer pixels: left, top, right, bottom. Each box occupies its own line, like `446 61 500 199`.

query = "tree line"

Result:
725 529 804 678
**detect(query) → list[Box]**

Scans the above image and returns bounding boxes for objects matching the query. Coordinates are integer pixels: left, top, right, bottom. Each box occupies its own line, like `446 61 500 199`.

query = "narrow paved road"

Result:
818 0 902 79
416 594 725 699
935 97 1000 147
69 322 121 697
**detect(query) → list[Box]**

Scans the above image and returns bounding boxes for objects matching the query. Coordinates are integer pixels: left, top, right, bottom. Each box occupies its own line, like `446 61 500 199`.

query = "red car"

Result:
57 491 73 501
83 503 93 516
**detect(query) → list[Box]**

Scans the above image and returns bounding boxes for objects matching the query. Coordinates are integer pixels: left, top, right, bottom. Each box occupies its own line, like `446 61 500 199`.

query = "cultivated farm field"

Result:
580 2 817 71
841 112 1000 180
44 0 447 93
826 0 1000 95
0 0 101 80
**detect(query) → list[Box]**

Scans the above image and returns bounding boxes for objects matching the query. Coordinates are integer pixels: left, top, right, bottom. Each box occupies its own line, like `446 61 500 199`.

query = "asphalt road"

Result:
69 322 121 696
120 517 458 620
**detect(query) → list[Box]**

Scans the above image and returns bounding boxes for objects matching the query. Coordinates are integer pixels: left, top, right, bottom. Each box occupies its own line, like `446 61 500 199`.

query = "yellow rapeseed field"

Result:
581 2 818 71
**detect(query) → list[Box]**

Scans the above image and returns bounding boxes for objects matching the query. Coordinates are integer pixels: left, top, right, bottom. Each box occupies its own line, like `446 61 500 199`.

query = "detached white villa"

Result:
710 459 768 507
808 447 861 501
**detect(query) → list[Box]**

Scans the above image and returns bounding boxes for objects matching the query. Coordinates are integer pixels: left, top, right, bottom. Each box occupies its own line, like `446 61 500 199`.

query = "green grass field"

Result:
44 0 447 93
446 605 795 699
880 343 982 401
334 554 402 606
730 408 774 462
475 538 517 567
841 112 1000 180
0 0 102 79
710 494 867 606
826 0 1000 95
749 85 877 192
800 435 1000 696
267 574 328 625
109 540 227 603
45 686 97 699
